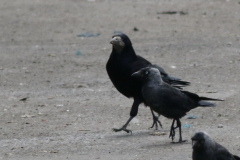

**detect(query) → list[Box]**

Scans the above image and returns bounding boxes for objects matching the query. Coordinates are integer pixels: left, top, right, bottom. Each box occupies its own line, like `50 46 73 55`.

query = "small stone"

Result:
133 27 139 31
218 124 223 128
21 114 35 118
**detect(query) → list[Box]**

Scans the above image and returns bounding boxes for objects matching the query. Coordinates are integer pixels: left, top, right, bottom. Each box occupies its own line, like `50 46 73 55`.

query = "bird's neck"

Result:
112 45 137 58
113 45 124 53
145 75 163 86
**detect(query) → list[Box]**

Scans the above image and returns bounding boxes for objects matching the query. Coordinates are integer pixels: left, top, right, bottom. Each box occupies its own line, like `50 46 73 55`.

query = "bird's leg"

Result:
112 97 141 134
176 119 187 143
112 116 134 134
149 108 162 130
170 119 187 143
169 119 176 141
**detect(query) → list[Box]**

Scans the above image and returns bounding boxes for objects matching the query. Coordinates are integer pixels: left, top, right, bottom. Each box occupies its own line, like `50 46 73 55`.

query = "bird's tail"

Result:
198 101 216 107
199 97 224 101
198 97 224 107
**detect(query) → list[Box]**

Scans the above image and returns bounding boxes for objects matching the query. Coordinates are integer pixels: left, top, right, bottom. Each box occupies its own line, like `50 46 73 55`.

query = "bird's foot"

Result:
149 115 162 130
171 140 188 144
112 127 132 134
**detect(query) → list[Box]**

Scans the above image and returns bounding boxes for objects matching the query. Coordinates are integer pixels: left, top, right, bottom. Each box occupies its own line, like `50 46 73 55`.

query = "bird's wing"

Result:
152 64 190 87
181 91 200 101
129 55 151 73
156 84 196 111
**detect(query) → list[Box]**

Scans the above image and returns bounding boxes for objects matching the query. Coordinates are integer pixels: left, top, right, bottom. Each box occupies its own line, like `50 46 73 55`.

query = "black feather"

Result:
198 101 216 107
199 96 224 101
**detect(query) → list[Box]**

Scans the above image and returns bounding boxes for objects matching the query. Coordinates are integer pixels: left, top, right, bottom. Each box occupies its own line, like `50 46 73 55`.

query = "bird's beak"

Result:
192 140 198 148
131 71 142 78
110 37 117 44
192 140 195 147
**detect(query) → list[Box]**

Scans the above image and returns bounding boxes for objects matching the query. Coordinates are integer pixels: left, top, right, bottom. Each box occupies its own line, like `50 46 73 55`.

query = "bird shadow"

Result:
143 140 191 150
106 130 151 139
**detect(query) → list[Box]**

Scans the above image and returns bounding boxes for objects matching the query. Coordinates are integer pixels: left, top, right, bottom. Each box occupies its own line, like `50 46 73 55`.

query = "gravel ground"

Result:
0 0 240 159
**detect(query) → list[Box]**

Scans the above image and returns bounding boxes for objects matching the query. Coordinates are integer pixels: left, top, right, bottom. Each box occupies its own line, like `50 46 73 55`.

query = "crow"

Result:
106 33 190 133
192 132 240 160
131 67 223 142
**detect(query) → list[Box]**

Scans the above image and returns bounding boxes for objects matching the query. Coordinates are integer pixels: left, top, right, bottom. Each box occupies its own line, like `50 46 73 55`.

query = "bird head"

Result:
131 67 162 82
191 132 208 151
110 33 132 53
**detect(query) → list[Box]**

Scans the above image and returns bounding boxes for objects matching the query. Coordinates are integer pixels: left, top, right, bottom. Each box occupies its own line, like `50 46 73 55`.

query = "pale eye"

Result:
145 71 149 75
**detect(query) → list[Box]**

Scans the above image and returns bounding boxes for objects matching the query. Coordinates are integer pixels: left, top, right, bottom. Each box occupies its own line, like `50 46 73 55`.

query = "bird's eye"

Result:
145 71 149 75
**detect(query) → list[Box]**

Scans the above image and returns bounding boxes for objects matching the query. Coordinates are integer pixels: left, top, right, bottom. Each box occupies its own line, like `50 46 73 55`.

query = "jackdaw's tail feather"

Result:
198 101 216 107
199 97 224 101
198 97 223 107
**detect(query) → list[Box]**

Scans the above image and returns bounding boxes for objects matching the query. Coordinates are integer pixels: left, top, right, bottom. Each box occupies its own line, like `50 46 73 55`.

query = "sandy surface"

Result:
0 0 240 159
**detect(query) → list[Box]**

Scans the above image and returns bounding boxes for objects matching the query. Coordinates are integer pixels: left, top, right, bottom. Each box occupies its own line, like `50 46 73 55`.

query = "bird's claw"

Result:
112 128 132 134
149 115 163 130
149 124 155 130
169 129 175 141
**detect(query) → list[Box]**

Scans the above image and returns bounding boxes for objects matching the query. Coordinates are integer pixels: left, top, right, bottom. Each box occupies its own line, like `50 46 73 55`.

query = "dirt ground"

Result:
0 0 240 159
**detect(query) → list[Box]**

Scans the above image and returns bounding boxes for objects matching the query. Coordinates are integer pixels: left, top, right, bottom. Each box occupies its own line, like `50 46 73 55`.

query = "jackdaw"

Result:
192 132 240 160
132 67 223 142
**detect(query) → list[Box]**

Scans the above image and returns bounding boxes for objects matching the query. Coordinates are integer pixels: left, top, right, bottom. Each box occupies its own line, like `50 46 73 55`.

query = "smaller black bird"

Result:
132 67 223 143
192 132 240 160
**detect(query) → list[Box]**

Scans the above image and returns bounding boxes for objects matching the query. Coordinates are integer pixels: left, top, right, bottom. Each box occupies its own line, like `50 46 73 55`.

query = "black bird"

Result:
106 33 190 133
192 132 240 160
132 67 223 142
